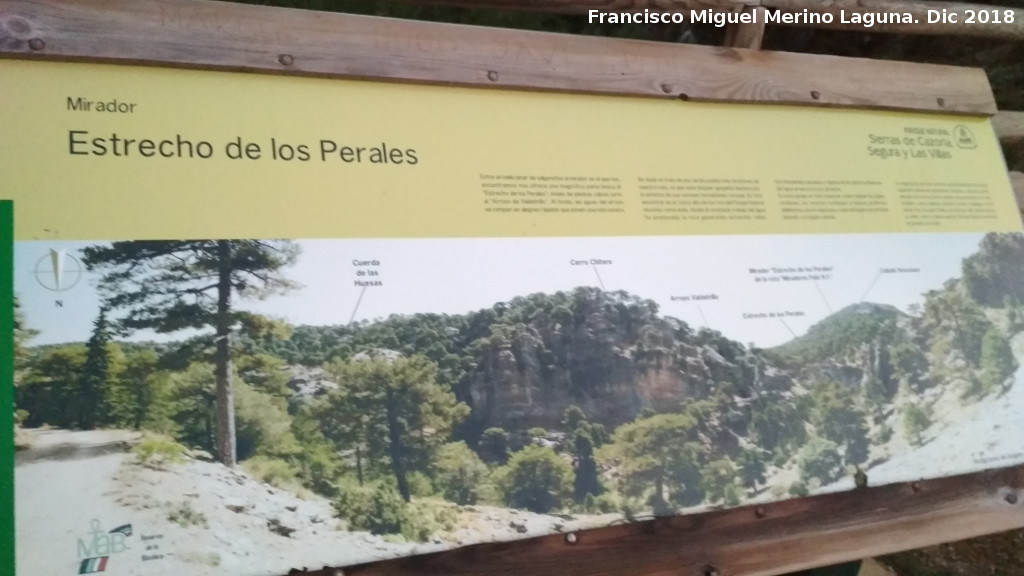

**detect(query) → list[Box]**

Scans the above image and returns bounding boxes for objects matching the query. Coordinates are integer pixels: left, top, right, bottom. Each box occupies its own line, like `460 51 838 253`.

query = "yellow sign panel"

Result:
0 59 1019 240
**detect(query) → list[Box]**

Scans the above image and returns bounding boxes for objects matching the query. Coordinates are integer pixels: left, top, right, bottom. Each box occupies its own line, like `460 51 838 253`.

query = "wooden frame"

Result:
0 0 999 114
2 2 1024 576
316 464 1024 576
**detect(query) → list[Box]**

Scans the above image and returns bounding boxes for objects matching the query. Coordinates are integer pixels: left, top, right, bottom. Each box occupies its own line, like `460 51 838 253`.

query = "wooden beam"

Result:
996 112 1024 171
723 6 766 50
995 111 1024 146
1011 171 1024 219
288 464 1024 576
394 0 1024 42
0 0 997 115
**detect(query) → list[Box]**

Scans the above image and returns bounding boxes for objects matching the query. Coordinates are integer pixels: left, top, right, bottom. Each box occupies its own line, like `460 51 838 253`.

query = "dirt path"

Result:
15 429 140 575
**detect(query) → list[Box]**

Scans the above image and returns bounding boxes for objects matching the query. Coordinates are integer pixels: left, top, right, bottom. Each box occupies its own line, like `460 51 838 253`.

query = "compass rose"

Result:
33 248 84 292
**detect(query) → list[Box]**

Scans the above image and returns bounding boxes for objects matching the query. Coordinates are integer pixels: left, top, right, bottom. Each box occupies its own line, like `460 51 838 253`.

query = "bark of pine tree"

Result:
215 240 237 467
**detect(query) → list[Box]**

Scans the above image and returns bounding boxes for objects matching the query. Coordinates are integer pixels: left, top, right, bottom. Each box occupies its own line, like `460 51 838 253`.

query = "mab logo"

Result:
76 519 132 574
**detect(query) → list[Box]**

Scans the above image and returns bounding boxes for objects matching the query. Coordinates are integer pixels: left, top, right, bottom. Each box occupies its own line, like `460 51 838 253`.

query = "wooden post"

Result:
723 6 767 50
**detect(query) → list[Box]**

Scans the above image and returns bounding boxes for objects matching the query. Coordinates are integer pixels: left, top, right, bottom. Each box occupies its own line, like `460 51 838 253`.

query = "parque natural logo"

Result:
76 520 132 574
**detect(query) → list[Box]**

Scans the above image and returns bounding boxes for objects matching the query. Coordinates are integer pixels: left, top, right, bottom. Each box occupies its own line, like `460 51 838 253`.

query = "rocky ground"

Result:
14 427 616 576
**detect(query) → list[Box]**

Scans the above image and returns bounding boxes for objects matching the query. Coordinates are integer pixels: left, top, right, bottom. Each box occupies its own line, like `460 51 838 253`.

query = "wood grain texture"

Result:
1011 171 1024 218
995 111 1024 145
723 6 766 50
0 0 997 114
997 112 1024 171
399 0 1024 41
286 465 1024 576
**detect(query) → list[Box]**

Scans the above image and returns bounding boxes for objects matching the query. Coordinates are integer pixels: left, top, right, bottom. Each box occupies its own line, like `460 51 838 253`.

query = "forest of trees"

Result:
12 233 1023 541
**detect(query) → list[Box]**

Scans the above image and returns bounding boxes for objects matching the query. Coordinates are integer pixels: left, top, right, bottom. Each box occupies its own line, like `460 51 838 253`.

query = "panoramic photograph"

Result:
12 232 1024 576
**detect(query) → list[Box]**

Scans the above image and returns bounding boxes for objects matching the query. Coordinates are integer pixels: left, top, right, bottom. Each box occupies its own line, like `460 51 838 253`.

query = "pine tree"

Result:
19 345 86 428
78 308 113 429
82 240 300 466
601 413 705 514
478 427 510 465
572 428 603 502
321 354 469 502
13 295 37 372
980 327 1017 393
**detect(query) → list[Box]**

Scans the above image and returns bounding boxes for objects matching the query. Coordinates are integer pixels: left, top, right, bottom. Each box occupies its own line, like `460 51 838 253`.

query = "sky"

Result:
15 232 986 349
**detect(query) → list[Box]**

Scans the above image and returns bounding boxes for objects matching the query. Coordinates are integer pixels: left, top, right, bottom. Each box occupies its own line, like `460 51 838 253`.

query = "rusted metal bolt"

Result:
810 90 821 100
278 53 294 66
754 506 767 518
565 532 578 545
1006 492 1019 505
28 38 45 51
487 70 499 82
661 83 672 94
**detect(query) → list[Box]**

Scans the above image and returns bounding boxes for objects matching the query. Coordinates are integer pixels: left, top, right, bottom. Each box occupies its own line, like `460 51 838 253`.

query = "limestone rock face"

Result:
461 288 794 433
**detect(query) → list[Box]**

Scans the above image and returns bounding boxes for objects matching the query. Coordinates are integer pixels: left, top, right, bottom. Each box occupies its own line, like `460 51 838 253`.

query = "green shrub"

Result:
242 456 300 489
494 445 572 513
168 501 208 528
333 483 408 536
403 500 459 542
132 433 186 468
902 403 931 446
700 459 740 505
797 437 843 484
433 442 489 505
788 480 810 497
478 427 510 465
771 451 789 468
406 472 436 498
595 493 619 514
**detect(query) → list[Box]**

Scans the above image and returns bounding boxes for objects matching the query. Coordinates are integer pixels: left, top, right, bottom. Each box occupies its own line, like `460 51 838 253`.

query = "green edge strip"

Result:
0 200 13 576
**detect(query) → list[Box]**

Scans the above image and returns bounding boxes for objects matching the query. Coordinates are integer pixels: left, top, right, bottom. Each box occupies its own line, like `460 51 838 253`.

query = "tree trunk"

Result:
385 390 410 502
356 444 364 486
215 240 237 467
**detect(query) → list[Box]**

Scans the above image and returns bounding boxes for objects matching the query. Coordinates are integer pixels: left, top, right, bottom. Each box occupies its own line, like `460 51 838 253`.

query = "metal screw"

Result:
1006 492 1019 505
487 70 499 82
565 532 578 545
937 97 945 107
810 90 821 100
661 83 672 94
28 38 45 51
278 53 294 66
754 506 767 518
